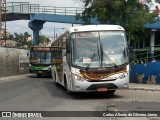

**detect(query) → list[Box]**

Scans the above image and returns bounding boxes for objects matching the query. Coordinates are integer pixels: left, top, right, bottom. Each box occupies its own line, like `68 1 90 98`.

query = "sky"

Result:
6 0 84 39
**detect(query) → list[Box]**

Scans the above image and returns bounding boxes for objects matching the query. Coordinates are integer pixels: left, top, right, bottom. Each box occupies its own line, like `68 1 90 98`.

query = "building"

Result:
0 28 11 47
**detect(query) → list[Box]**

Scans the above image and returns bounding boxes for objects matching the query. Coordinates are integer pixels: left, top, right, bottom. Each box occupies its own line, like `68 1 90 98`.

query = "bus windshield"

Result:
71 31 128 68
30 51 51 64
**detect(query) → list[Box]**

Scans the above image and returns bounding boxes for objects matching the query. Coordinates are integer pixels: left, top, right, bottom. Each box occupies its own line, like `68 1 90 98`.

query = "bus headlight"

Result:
72 74 85 82
118 72 128 79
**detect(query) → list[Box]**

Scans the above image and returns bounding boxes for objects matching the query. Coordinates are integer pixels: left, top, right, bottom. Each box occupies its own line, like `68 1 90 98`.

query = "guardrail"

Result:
6 2 84 16
131 44 160 65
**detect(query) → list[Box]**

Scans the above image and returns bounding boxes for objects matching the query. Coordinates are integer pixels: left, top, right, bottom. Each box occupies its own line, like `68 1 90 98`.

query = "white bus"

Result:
51 25 129 94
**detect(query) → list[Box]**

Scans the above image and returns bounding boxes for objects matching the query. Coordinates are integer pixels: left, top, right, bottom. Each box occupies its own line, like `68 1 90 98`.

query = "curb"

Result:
129 87 160 91
128 83 160 91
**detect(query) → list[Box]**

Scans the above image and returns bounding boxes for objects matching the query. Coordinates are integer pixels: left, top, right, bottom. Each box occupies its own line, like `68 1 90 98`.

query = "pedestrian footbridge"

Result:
2 2 160 46
2 2 98 45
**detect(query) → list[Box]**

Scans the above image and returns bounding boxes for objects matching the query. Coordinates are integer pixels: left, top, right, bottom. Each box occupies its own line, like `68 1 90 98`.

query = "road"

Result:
0 74 160 120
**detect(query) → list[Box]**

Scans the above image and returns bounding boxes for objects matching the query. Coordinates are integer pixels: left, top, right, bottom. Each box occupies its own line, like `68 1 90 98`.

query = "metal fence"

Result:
130 44 160 65
6 2 84 16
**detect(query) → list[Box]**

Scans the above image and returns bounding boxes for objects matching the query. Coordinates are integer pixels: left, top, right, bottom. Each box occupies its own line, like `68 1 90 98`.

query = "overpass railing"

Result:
6 2 84 16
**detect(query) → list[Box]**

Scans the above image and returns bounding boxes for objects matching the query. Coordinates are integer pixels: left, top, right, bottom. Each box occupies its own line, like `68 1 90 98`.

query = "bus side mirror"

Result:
27 51 30 58
66 41 71 53
126 32 130 47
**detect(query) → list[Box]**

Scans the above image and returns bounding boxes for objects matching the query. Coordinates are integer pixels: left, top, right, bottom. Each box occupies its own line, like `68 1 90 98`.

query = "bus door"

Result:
52 49 63 82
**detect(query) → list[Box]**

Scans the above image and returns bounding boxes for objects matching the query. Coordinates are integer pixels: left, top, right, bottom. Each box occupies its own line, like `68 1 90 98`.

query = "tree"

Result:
13 32 51 48
77 0 156 45
8 34 14 40
39 35 51 45
13 32 32 48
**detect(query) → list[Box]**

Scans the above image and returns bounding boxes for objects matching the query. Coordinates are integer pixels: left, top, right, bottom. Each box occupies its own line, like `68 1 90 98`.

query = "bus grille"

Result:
86 83 118 91
80 66 127 80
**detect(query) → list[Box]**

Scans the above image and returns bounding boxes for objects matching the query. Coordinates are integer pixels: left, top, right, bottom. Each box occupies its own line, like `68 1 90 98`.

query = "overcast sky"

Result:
6 0 84 39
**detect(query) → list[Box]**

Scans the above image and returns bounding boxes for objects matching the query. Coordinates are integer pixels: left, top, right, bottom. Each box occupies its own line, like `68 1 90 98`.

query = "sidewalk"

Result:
0 74 31 82
129 83 160 91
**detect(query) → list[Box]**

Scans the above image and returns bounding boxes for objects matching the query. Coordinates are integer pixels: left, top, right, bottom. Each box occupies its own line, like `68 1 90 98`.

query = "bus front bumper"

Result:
29 68 51 75
72 76 129 92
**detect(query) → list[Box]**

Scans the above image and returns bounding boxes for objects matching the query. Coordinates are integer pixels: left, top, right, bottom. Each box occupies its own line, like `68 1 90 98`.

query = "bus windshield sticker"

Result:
73 32 97 38
83 58 91 63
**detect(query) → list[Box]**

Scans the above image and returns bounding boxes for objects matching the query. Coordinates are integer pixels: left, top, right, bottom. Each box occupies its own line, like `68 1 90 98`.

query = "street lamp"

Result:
54 28 66 40
54 28 57 40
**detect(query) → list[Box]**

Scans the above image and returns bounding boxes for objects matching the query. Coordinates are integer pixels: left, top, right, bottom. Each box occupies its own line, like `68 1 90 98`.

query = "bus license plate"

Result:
97 88 108 92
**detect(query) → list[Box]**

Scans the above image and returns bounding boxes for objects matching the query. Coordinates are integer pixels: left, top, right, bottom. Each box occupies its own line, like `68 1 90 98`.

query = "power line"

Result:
6 21 32 35
7 21 30 30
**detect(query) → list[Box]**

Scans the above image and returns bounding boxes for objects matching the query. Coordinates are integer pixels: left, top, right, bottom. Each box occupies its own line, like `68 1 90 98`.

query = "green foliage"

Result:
13 32 32 48
12 32 51 48
8 34 14 40
78 0 157 44
39 35 46 44
39 35 51 45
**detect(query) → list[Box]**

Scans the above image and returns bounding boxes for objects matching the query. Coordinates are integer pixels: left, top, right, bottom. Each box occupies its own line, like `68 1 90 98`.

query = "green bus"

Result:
29 46 61 77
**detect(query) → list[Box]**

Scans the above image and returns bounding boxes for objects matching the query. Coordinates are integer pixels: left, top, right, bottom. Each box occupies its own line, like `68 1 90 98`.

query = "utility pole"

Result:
0 0 6 47
54 28 55 40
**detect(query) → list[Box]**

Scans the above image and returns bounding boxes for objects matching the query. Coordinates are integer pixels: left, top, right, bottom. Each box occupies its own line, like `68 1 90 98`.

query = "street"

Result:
0 74 160 120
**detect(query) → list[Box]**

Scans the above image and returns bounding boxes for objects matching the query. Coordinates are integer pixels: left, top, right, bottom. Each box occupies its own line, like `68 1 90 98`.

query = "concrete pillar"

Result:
29 20 45 45
150 29 156 58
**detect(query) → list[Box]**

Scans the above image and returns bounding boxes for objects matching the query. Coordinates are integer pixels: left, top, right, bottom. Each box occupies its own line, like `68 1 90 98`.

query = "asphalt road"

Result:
0 74 160 120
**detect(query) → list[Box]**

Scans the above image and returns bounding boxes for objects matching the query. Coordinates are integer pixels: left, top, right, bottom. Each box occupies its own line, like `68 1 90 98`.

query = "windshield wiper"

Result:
85 52 97 70
85 50 118 70
84 44 118 70
85 42 100 70
101 50 119 68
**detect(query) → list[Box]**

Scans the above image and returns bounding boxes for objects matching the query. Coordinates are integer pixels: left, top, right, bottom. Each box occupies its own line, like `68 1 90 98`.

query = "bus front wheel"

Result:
64 79 73 95
54 73 60 87
106 90 116 95
37 74 41 78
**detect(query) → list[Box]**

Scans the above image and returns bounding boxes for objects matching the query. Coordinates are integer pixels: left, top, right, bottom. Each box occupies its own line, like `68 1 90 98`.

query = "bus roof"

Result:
67 25 125 33
51 25 125 46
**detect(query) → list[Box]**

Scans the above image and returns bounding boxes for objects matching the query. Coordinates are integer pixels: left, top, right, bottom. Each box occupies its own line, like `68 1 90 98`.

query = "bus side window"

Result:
61 37 67 57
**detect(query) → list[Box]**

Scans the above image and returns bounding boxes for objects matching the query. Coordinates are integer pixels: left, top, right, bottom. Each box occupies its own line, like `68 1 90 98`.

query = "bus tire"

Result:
37 74 41 78
52 72 60 87
64 78 73 95
54 73 60 87
106 90 116 95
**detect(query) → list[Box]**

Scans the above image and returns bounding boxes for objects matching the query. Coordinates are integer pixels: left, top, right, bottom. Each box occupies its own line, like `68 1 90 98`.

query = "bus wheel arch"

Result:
52 70 56 81
54 71 60 87
64 74 73 95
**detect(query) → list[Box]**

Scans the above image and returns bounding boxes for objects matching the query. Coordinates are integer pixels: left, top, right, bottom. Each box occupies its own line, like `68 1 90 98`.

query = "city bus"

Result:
29 46 60 77
51 25 129 94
